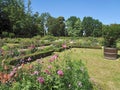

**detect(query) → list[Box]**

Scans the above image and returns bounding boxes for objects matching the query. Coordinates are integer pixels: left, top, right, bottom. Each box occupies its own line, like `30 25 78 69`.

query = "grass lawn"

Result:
59 48 120 90
32 48 120 90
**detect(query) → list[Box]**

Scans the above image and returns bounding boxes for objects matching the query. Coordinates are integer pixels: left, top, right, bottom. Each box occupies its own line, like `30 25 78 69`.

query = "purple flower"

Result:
57 70 64 76
37 77 45 84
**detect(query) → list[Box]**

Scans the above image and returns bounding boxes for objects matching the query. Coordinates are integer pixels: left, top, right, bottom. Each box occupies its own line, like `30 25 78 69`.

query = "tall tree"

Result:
32 12 44 36
47 16 65 36
92 19 102 37
40 12 51 35
56 16 65 36
82 16 94 36
82 16 102 37
0 0 12 37
66 16 82 36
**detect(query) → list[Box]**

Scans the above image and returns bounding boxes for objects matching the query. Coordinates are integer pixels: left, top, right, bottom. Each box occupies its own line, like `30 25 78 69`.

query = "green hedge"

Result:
7 50 54 65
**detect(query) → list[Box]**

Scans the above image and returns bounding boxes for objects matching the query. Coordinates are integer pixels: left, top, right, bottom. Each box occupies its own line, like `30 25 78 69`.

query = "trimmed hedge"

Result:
54 47 70 52
7 50 54 65
70 44 101 49
5 46 70 66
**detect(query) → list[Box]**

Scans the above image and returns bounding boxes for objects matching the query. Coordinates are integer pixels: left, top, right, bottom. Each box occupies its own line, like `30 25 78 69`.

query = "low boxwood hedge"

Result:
7 50 54 66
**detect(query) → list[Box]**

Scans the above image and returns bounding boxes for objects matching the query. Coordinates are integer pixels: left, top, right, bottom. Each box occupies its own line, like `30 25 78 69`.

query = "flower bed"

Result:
0 53 93 90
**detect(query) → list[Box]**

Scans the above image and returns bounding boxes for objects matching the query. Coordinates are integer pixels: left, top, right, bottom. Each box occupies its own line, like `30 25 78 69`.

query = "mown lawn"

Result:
32 48 120 90
59 48 120 90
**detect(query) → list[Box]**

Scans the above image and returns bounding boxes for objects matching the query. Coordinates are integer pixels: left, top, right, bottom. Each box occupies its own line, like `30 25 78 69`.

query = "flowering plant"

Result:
0 51 92 90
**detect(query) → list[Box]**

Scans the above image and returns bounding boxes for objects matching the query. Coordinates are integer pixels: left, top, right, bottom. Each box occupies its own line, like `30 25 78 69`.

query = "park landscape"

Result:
0 0 120 90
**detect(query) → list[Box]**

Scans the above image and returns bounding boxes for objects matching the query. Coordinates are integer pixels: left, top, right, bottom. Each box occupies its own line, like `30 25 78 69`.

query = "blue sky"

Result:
28 0 120 25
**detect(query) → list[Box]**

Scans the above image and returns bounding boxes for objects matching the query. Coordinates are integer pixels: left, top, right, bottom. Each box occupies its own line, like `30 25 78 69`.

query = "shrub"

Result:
0 39 4 47
1 45 9 51
102 24 120 48
2 32 9 37
9 33 15 38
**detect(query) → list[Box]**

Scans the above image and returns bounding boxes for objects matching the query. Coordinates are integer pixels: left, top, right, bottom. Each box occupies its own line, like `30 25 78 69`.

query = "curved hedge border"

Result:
7 50 54 65
5 45 100 66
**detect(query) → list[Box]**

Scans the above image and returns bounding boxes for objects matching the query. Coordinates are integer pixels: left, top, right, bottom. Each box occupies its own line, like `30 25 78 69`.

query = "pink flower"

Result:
53 54 58 59
44 69 51 75
49 54 58 62
49 59 54 62
62 44 67 48
28 45 35 50
13 67 17 71
9 67 18 77
57 70 64 76
33 71 39 75
37 77 45 84
28 57 32 61
47 65 52 69
9 71 15 77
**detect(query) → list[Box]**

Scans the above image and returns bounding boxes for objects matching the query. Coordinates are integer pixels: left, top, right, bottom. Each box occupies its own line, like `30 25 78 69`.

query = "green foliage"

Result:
66 16 82 37
1 45 9 51
0 53 92 90
47 16 66 36
102 24 120 48
1 0 104 38
82 16 102 37
8 49 54 65
41 35 56 41
117 39 120 49
0 0 45 38
40 12 51 36
0 39 4 47
9 33 15 38
2 32 9 37
69 37 103 49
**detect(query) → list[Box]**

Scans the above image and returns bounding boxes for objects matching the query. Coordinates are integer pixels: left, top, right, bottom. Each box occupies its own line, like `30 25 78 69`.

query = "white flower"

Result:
78 81 82 87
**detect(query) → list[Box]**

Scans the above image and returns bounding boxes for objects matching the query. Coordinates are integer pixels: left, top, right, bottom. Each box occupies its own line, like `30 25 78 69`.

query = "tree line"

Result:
0 0 120 38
